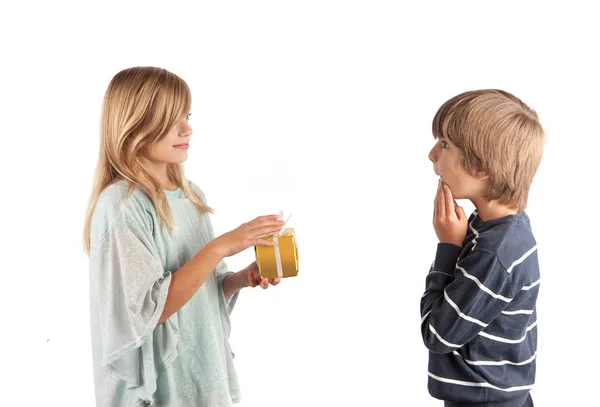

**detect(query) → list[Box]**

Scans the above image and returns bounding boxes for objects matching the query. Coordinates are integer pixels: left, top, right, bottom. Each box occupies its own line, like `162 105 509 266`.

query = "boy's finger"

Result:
443 184 455 217
434 181 440 219
437 181 446 217
456 205 466 220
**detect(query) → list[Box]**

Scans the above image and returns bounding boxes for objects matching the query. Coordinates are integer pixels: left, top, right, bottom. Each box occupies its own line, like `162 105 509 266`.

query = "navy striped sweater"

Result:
421 211 539 407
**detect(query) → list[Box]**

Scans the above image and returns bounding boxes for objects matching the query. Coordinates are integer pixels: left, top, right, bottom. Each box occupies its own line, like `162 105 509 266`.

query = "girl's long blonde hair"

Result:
83 67 211 254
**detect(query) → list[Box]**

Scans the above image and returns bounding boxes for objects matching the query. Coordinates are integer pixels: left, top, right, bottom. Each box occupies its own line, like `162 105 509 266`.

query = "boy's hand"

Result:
242 261 280 289
433 180 467 246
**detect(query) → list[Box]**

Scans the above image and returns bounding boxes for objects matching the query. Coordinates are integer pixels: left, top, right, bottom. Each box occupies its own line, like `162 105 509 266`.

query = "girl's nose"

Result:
181 120 192 137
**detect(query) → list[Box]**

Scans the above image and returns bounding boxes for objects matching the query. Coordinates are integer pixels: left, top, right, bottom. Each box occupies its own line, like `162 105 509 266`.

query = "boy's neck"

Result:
471 197 519 222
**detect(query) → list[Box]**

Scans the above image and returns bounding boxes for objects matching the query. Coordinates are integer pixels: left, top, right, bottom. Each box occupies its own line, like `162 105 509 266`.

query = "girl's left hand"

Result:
243 261 281 289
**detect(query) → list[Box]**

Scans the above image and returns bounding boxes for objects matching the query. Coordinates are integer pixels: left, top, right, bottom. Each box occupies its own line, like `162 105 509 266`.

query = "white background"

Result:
1 1 598 406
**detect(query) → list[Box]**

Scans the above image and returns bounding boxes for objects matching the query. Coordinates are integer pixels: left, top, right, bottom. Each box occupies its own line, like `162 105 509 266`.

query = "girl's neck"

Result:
141 159 178 191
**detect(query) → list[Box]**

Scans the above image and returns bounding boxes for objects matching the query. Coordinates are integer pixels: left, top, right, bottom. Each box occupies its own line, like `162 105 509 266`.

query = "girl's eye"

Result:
186 113 192 120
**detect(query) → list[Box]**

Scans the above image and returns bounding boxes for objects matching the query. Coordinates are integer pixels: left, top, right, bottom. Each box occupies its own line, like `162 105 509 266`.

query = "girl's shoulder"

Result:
187 179 206 203
97 180 152 212
92 180 154 239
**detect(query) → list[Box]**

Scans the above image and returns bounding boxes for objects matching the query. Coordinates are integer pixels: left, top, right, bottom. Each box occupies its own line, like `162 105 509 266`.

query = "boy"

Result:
421 89 544 407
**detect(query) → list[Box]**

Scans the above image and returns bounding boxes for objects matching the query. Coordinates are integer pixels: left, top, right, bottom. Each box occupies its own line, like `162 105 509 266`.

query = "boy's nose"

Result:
428 146 436 163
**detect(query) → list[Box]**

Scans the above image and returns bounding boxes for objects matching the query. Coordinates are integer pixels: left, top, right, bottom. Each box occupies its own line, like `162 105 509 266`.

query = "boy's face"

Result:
428 137 485 200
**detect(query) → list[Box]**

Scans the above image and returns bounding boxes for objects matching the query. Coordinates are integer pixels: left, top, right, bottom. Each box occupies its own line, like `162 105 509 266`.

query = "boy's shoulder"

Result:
468 211 538 272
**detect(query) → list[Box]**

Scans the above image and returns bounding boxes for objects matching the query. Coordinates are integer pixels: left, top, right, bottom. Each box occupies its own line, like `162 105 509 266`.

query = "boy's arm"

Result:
420 246 512 354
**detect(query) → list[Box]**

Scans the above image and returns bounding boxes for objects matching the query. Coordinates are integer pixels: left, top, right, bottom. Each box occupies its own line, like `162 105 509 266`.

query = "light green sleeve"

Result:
89 186 179 403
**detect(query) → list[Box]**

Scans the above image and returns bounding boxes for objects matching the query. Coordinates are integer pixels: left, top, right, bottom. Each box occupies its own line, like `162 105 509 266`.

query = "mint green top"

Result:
88 180 240 407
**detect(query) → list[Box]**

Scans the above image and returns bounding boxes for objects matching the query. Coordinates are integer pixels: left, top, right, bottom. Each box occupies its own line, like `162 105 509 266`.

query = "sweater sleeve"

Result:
89 199 179 403
420 244 513 354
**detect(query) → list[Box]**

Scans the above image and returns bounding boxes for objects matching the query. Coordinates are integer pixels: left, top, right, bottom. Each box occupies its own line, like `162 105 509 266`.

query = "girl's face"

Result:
144 114 192 165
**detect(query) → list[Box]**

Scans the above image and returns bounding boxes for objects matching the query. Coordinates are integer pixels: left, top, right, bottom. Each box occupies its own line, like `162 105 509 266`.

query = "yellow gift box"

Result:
255 228 299 279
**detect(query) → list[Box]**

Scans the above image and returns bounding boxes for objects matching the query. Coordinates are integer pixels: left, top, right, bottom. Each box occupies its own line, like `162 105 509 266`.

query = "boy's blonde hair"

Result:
432 89 544 211
83 66 211 253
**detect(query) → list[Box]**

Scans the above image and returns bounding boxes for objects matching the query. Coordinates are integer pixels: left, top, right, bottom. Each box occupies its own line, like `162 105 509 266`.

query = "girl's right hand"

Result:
212 215 284 258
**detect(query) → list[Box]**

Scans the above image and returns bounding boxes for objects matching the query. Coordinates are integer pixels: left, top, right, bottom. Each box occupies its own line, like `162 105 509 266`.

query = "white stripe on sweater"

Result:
456 266 512 303
428 372 534 392
452 351 537 366
430 270 453 277
501 309 534 315
507 245 538 273
478 321 537 344
428 324 462 348
522 279 540 291
469 219 479 251
421 310 432 325
444 291 488 327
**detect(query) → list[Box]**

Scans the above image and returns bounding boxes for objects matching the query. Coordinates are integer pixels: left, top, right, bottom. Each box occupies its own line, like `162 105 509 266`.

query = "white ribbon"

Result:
278 210 292 228
264 210 292 279
273 234 283 278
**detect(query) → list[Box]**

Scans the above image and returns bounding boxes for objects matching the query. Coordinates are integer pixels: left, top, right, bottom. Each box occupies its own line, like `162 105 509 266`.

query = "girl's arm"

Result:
222 271 251 299
157 240 223 326
222 262 280 299
157 215 283 326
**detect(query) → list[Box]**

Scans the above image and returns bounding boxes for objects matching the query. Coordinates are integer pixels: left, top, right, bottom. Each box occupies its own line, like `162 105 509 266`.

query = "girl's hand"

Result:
243 261 280 289
213 215 284 258
433 180 467 246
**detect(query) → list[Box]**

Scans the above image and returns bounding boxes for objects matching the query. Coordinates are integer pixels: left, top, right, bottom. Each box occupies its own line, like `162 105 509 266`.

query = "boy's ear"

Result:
474 170 489 180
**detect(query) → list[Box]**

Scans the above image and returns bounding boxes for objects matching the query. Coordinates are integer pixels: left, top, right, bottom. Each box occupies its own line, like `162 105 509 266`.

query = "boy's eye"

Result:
440 140 449 149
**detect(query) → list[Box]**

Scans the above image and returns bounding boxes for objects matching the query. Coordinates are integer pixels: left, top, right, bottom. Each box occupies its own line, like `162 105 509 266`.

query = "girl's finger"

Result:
252 239 275 247
252 215 281 223
250 223 285 236
250 216 283 228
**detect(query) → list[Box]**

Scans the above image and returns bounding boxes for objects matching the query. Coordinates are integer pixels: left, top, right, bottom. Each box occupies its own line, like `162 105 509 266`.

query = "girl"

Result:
83 66 283 407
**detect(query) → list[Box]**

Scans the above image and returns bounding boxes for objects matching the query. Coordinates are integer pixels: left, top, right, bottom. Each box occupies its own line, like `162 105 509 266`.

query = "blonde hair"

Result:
83 67 211 254
432 89 545 212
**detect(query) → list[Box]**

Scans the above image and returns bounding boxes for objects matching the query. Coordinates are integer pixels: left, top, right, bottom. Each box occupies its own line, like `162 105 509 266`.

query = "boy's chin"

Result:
448 189 466 200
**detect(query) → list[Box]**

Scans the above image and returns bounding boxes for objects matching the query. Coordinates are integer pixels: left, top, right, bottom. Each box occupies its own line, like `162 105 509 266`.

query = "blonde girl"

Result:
83 66 283 407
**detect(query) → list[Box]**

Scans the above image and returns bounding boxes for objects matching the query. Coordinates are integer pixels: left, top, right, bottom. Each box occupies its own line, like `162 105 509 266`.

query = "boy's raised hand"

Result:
242 261 280 289
433 180 467 246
